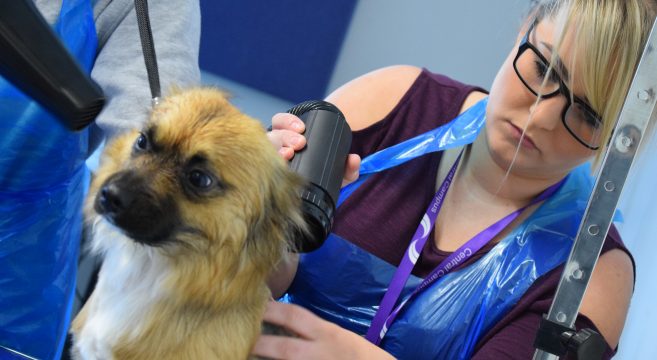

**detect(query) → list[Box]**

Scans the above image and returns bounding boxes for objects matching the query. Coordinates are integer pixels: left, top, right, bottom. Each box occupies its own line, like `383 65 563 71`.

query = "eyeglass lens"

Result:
515 46 601 148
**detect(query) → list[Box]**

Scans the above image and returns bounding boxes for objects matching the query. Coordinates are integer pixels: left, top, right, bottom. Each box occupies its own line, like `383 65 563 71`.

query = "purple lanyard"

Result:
365 151 564 345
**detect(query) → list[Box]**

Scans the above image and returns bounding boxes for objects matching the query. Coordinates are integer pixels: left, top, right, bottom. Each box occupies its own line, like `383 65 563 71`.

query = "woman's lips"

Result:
506 121 538 151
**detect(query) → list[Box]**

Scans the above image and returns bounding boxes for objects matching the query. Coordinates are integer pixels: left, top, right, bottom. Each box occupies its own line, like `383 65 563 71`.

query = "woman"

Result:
254 0 652 358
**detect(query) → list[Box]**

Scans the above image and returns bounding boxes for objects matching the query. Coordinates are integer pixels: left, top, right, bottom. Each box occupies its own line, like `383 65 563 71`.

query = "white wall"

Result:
616 128 657 359
328 0 528 93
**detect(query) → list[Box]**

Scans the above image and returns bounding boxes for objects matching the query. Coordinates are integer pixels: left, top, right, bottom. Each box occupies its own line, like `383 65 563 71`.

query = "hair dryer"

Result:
0 0 104 130
287 100 352 252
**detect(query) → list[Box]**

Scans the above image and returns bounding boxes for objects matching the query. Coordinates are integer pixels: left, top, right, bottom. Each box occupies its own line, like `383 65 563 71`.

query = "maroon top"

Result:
332 68 634 359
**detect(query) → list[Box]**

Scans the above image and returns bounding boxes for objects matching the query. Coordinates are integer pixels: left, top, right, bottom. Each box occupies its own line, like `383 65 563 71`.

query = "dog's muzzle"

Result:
95 171 179 246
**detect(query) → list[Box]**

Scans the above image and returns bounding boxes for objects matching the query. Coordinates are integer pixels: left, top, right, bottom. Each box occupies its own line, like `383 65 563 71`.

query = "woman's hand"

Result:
252 302 395 360
267 113 361 187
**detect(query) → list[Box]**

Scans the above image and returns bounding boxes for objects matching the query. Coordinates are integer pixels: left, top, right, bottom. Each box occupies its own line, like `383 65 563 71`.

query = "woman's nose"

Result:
527 95 566 131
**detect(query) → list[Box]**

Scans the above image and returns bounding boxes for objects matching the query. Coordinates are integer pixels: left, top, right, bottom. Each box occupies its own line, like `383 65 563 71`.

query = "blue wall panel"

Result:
199 0 357 103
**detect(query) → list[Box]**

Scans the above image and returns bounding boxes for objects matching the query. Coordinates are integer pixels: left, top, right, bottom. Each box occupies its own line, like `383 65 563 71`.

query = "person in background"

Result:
0 1 200 359
256 0 653 359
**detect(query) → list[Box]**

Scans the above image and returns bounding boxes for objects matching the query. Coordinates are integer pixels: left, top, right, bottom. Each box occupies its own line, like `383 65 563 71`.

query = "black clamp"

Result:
534 315 606 360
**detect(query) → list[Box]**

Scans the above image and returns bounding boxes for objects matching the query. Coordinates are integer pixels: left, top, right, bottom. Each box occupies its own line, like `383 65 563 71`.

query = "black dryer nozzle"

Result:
0 0 105 131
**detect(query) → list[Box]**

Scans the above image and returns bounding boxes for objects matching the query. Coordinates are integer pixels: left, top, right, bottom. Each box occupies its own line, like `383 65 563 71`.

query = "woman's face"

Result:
485 13 599 181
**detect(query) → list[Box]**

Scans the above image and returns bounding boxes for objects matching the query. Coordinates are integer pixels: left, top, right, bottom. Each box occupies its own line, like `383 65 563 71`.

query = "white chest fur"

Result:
75 219 172 360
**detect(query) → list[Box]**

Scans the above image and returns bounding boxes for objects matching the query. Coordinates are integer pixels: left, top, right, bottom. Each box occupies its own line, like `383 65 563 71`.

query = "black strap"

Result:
134 0 161 104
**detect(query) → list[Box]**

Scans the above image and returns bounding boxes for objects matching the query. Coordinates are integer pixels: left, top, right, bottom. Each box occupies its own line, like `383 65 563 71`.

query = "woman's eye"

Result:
584 111 601 129
134 133 148 151
188 170 213 189
534 60 560 84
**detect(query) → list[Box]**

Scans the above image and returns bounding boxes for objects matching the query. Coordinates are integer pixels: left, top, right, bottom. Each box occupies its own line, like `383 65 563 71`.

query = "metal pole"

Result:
533 17 657 360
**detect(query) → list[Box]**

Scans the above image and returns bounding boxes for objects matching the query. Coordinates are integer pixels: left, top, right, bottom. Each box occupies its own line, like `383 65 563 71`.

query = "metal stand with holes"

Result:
532 18 657 360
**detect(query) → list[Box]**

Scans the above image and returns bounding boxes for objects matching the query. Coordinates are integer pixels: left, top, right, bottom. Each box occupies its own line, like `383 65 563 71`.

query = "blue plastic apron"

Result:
285 100 595 359
0 1 97 359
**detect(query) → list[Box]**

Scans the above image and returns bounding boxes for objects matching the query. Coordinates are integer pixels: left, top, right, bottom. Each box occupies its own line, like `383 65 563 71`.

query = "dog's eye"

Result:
188 170 213 189
134 133 149 151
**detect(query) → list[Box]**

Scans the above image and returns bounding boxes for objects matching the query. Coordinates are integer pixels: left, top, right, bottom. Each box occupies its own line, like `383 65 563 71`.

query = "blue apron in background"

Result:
0 0 97 359
285 100 596 359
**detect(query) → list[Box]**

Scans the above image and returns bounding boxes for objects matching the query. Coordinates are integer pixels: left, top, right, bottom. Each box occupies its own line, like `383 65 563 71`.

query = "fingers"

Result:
262 302 327 340
266 130 306 150
276 146 295 160
252 335 309 359
266 130 306 161
253 302 391 360
271 113 305 132
268 113 307 161
268 114 361 181
342 154 361 187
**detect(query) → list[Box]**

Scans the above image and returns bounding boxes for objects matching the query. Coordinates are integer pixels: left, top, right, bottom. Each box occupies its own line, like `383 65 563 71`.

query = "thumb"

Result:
341 154 361 187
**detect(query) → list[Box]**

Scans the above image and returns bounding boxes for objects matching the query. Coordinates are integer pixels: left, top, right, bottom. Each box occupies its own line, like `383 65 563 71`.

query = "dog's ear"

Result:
246 162 308 262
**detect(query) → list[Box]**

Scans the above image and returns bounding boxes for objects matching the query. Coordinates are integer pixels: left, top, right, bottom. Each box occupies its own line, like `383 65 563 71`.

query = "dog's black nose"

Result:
98 182 134 214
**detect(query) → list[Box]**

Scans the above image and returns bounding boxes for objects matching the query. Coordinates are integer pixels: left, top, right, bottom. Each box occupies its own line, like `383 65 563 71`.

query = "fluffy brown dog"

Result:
70 88 305 359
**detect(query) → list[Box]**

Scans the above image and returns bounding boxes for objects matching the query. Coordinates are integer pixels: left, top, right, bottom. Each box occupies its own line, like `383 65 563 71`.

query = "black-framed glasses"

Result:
513 22 602 150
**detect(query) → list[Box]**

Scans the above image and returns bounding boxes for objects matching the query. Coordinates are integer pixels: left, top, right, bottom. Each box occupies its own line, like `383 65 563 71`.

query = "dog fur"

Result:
70 88 305 359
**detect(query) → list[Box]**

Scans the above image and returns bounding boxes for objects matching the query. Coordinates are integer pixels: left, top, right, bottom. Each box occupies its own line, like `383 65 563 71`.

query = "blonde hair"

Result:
530 0 657 166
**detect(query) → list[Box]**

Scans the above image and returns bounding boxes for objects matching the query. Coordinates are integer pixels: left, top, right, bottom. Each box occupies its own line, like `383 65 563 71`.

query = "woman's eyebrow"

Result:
539 41 571 81
540 41 595 105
